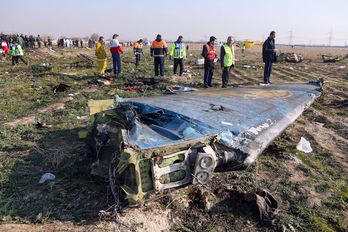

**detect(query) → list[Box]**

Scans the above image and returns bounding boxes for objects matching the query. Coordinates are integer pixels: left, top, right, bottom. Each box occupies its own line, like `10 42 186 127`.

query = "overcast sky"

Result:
2 0 348 45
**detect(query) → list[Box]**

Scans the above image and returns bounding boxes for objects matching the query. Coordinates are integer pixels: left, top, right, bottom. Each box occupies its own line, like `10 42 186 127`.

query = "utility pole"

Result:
289 29 293 45
328 29 333 46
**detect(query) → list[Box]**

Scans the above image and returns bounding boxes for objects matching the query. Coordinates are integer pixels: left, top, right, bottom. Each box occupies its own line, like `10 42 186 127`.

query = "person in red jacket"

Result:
202 36 217 88
1 37 9 55
109 34 124 77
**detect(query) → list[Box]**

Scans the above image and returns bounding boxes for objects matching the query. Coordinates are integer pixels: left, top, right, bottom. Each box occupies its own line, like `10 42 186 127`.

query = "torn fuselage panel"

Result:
88 80 322 204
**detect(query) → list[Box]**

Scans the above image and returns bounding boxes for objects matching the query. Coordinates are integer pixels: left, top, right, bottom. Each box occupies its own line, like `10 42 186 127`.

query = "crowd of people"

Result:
0 34 53 50
1 31 278 87
93 33 235 87
94 31 277 87
88 39 96 48
0 34 91 50
57 38 84 48
1 35 28 65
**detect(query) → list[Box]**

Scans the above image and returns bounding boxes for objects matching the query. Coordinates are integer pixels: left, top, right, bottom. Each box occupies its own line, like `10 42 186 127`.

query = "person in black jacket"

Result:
262 31 277 84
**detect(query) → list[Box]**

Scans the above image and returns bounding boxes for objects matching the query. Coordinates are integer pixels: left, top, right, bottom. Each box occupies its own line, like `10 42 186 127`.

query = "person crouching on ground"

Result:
202 36 217 88
95 36 107 76
110 34 124 77
220 36 235 88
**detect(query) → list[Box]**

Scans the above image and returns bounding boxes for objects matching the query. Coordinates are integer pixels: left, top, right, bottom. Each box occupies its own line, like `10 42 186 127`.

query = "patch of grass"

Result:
222 167 257 191
297 163 312 175
336 110 348 117
0 133 107 223
283 150 348 231
313 101 325 111
278 173 295 199
258 129 347 231
0 126 42 152
315 182 330 193
313 216 334 232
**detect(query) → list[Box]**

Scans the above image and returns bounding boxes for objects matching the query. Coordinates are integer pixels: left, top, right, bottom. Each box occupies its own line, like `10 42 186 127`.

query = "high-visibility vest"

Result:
151 40 168 57
223 44 235 67
170 42 186 59
134 42 143 54
206 44 215 60
12 44 23 56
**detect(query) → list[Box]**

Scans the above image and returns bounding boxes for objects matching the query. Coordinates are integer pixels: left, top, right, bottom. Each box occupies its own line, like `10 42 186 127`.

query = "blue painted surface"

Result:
122 83 321 150
125 103 218 149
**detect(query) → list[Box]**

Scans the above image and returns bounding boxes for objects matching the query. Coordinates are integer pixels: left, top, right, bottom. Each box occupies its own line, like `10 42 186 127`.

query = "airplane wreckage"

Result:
86 80 323 208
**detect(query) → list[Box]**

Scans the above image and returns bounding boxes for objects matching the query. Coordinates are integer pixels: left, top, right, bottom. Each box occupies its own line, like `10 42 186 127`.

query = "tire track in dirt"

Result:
233 68 255 83
246 70 264 83
307 63 338 75
273 66 309 82
324 86 348 99
302 63 333 75
270 68 297 82
230 69 249 82
229 71 254 85
276 66 319 81
278 64 345 87
241 62 305 83
307 68 347 86
238 69 263 84
305 63 344 80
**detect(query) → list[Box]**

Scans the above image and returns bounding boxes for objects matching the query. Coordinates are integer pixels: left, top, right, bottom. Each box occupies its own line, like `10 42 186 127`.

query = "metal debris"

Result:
87 80 322 206
35 121 52 129
39 173 56 184
70 53 94 68
52 83 70 93
296 137 312 153
321 54 348 63
164 85 198 94
31 63 52 73
277 53 303 63
196 58 204 66
214 185 278 225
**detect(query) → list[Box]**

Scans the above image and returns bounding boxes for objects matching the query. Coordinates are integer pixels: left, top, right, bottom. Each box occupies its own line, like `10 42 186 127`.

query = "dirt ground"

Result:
0 43 347 232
